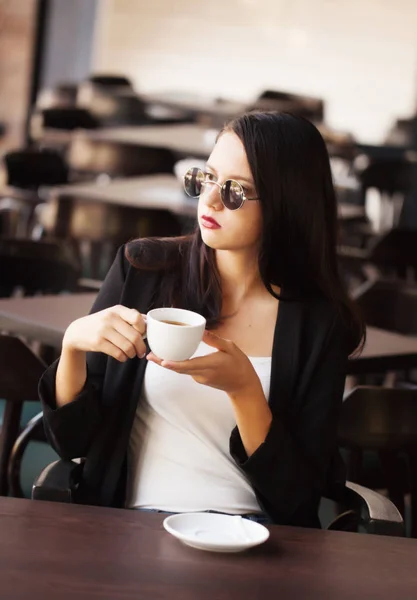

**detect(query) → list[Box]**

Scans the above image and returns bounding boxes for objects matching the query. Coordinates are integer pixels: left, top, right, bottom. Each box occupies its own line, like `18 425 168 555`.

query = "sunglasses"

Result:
183 167 259 211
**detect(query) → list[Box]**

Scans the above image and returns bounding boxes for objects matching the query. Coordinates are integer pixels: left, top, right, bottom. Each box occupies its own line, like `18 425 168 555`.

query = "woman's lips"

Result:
201 215 221 229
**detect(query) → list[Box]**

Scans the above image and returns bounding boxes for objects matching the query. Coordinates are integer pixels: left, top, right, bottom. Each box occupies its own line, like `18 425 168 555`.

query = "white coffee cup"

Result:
146 307 206 361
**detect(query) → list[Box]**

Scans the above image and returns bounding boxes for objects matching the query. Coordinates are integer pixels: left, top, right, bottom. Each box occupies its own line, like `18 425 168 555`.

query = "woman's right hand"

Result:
62 305 147 362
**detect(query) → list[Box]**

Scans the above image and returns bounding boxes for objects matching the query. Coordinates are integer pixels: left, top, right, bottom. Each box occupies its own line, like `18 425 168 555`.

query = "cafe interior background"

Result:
1 0 417 537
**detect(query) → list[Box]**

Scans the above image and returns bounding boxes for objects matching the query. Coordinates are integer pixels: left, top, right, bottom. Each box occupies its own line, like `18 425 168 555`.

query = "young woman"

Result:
39 111 364 528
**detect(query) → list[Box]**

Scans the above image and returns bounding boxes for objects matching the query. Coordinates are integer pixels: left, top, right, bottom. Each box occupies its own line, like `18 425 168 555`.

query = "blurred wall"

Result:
0 0 37 151
93 0 417 143
40 0 98 89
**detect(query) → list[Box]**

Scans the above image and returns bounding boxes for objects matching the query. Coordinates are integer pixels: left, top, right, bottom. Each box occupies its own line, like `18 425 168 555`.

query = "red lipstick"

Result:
201 215 221 229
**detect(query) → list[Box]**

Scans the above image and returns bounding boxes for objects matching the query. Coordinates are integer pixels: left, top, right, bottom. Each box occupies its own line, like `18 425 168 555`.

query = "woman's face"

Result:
197 131 262 253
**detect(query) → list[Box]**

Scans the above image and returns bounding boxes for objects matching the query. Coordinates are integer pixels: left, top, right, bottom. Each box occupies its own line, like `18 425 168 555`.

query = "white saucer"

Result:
163 513 270 553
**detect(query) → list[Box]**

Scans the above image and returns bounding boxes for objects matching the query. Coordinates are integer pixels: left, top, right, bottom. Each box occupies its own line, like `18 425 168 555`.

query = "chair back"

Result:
0 238 80 297
358 159 416 196
67 137 176 179
31 108 99 133
354 279 417 334
369 228 417 278
37 83 78 109
87 74 132 88
82 92 147 126
0 335 47 495
338 386 417 450
2 149 69 190
252 90 324 121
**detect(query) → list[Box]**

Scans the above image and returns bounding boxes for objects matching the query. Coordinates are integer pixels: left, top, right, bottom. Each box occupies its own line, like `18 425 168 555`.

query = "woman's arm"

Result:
228 386 272 457
40 245 131 459
229 312 349 526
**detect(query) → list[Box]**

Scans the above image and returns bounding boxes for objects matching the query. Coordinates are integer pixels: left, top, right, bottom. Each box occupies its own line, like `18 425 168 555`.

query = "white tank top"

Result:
126 341 272 514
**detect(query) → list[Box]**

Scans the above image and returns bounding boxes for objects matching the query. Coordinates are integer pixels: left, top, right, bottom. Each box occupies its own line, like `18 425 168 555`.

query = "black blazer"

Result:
39 244 350 528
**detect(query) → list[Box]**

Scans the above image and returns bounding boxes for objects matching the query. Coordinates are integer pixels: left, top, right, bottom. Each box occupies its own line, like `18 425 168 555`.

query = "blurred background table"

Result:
2 293 417 377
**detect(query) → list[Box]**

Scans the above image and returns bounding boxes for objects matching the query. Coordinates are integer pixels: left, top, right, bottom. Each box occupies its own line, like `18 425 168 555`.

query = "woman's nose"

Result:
201 183 223 211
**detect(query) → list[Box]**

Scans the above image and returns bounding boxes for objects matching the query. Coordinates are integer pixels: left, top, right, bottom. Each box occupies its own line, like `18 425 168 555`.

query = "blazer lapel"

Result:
269 295 303 414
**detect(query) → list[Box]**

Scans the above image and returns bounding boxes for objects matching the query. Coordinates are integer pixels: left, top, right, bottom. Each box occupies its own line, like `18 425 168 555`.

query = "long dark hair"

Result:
126 111 365 352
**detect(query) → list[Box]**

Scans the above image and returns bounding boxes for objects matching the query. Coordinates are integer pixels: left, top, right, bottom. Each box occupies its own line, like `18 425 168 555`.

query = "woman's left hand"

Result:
146 330 263 398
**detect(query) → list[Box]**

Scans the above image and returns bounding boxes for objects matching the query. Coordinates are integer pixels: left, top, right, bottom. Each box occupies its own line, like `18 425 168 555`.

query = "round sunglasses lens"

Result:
222 180 244 210
184 168 204 197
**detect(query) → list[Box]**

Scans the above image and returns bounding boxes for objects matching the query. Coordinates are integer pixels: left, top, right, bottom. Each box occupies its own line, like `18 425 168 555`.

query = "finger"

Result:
104 328 137 360
203 330 234 352
146 352 203 373
99 339 130 362
146 352 164 366
110 305 146 334
113 318 147 358
158 354 217 373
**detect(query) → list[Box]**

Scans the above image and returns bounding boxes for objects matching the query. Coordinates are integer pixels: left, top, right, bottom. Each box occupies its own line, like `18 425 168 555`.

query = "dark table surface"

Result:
47 174 198 218
0 497 416 600
0 293 417 374
46 174 363 220
37 123 218 159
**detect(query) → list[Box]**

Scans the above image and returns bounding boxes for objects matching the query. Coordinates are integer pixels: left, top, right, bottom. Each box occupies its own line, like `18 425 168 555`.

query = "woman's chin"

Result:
200 230 228 250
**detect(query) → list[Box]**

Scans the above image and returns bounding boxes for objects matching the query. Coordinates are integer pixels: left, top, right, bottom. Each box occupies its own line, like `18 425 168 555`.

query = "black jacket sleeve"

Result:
39 246 129 460
229 311 348 526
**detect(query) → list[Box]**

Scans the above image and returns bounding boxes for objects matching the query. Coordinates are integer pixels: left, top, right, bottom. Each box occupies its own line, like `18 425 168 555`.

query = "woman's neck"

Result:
215 249 265 307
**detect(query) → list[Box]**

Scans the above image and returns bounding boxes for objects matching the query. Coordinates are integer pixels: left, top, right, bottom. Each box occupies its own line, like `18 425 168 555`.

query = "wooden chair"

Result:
0 238 80 298
2 148 69 190
30 457 403 536
86 74 132 88
353 278 417 335
338 386 417 536
36 83 78 109
252 90 324 122
338 228 417 284
31 107 99 135
67 137 176 180
0 336 46 496
8 412 45 498
0 148 69 237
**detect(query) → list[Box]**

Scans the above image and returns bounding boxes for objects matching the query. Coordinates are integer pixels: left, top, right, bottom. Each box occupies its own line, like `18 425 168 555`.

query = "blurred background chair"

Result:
338 386 417 537
251 89 325 122
36 82 78 109
0 336 55 498
357 158 417 232
0 148 69 238
2 148 69 190
39 139 180 278
66 136 176 181
80 91 149 127
85 74 133 89
338 228 417 288
30 107 99 138
31 456 403 535
353 278 417 336
0 237 80 298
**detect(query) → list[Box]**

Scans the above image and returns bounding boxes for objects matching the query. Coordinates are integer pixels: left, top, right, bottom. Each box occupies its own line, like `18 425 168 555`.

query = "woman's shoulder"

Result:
301 295 360 354
124 236 191 273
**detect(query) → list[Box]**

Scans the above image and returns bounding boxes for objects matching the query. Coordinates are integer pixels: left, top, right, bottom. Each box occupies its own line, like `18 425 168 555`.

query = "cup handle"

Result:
141 314 147 340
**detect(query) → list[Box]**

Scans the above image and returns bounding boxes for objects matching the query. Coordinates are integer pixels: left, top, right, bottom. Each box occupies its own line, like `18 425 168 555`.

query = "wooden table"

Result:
348 326 417 374
46 174 198 218
0 497 416 600
1 294 417 375
0 293 96 347
38 124 218 159
142 91 248 123
0 186 41 204
45 174 361 223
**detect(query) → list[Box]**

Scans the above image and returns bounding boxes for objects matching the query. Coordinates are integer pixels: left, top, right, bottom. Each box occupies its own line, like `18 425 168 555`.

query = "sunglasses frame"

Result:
183 167 259 211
